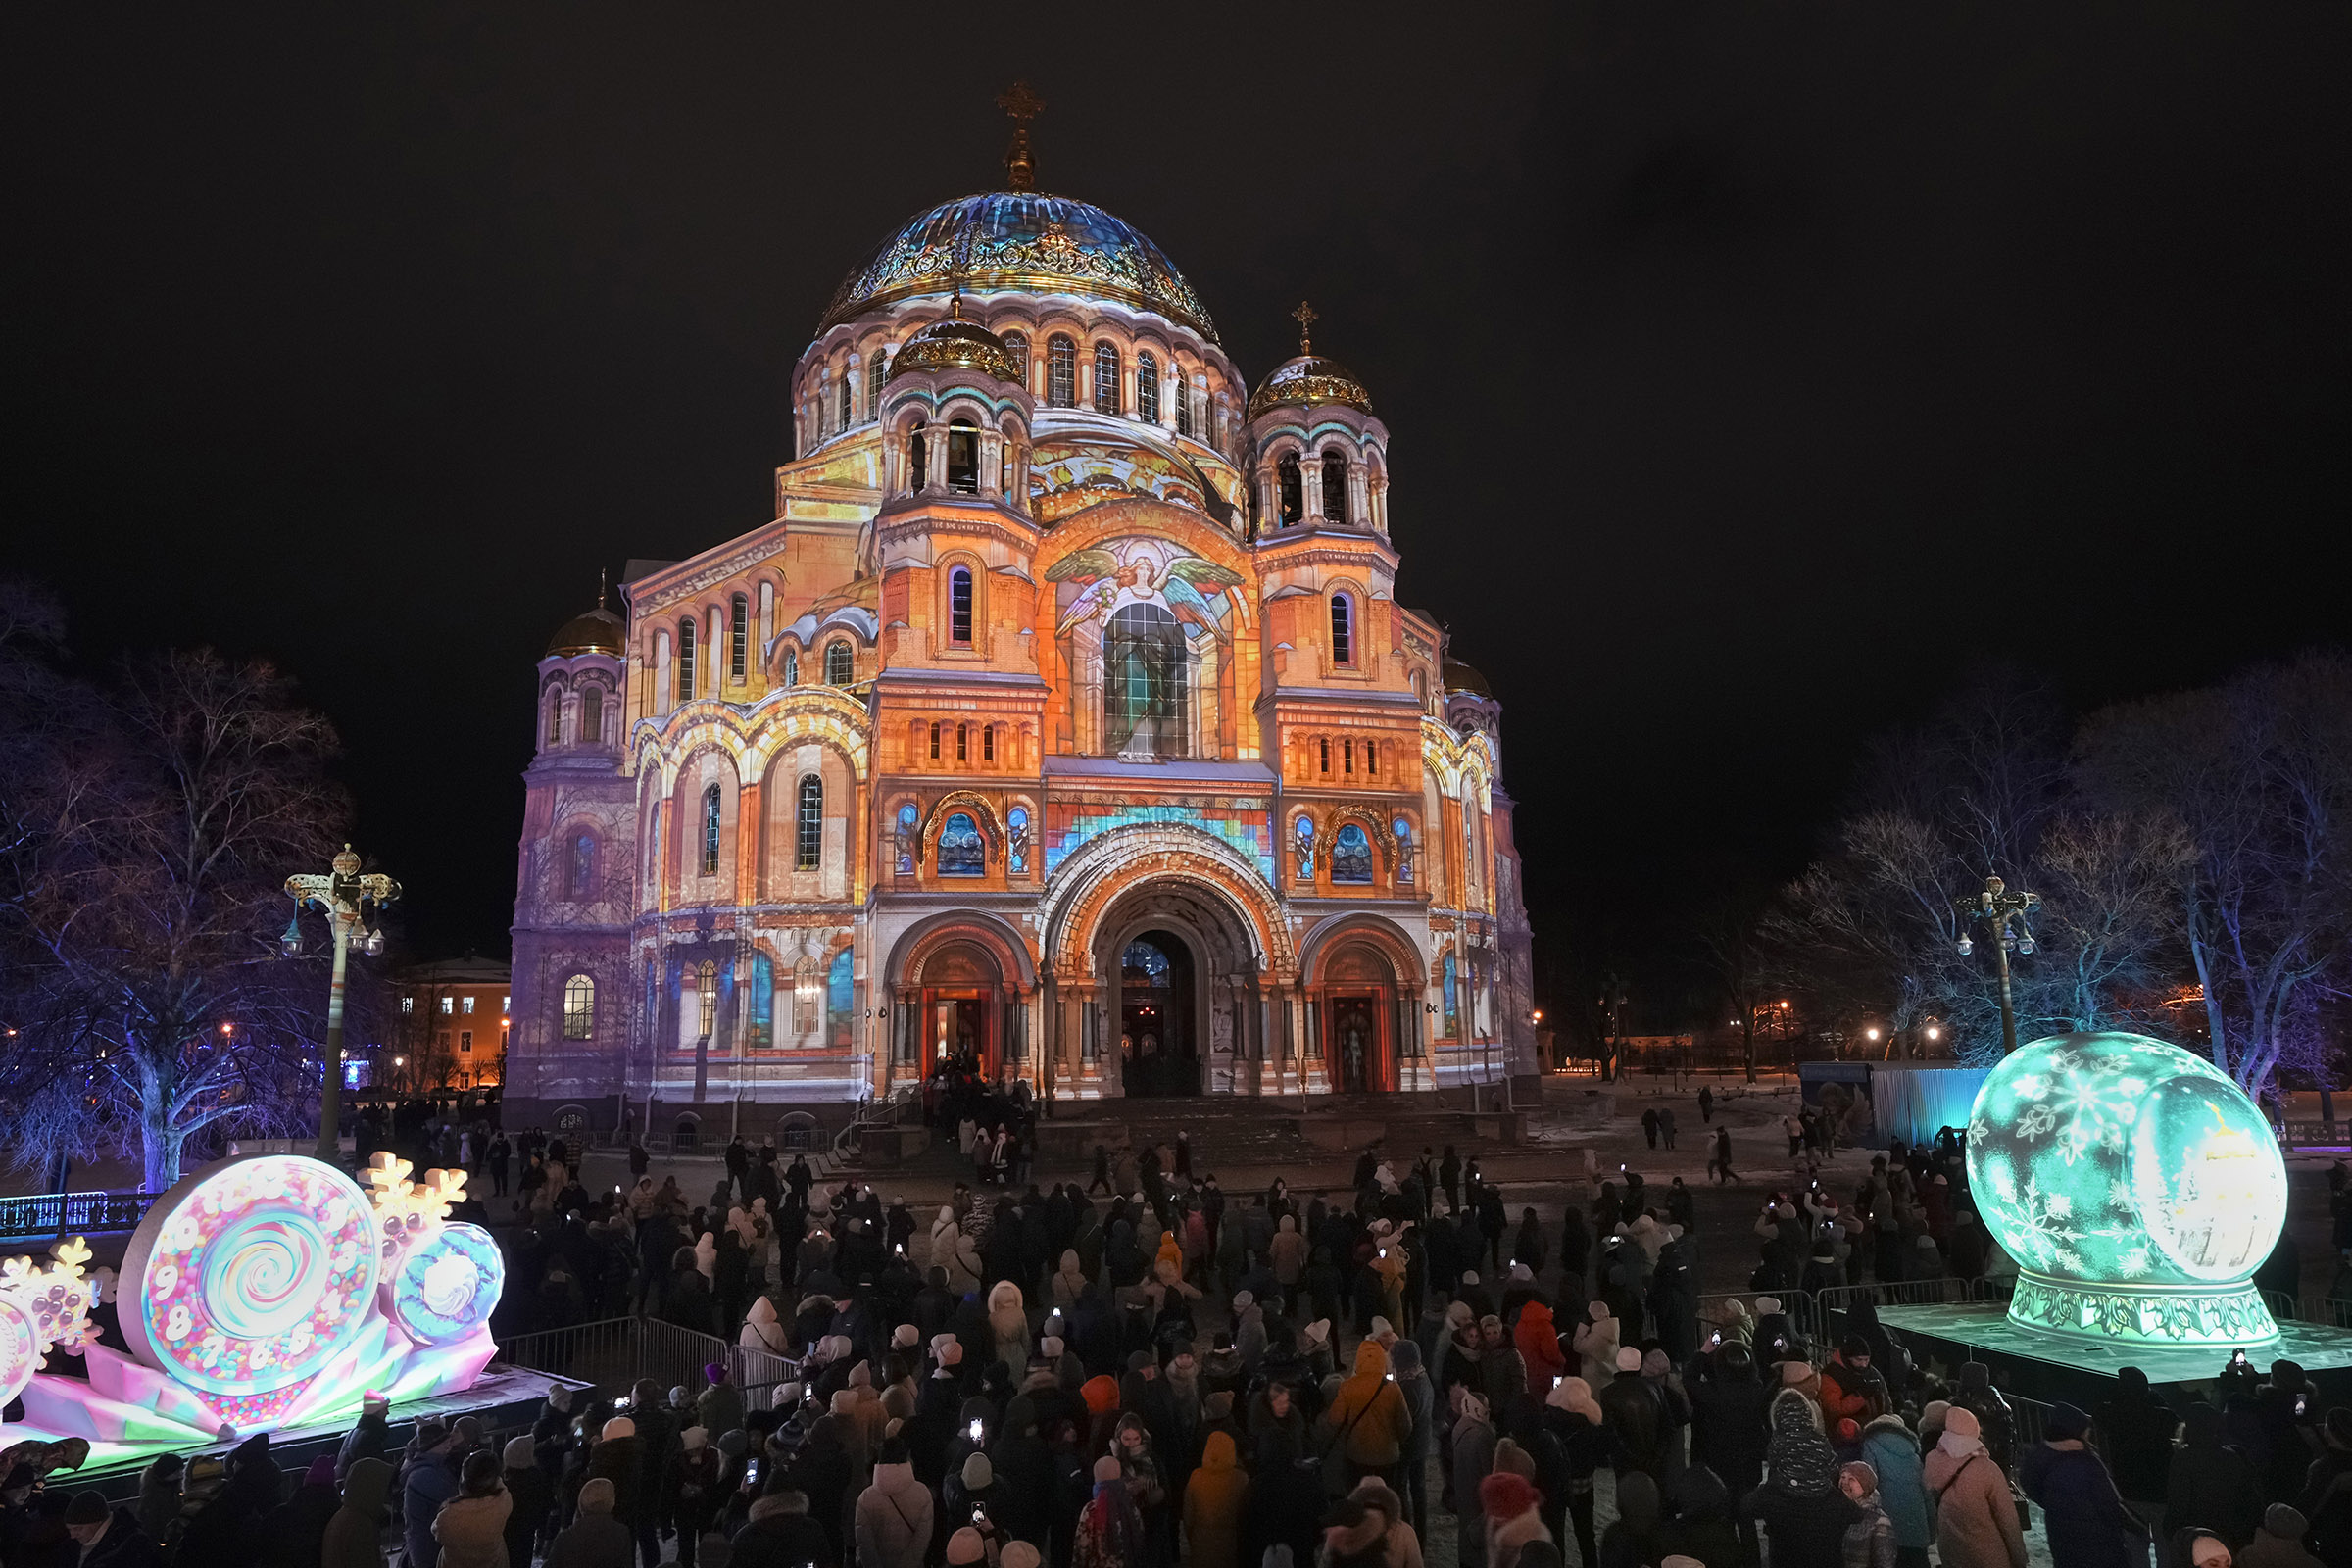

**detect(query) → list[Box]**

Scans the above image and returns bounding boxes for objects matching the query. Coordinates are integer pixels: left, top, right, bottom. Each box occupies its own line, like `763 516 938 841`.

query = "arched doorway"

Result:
1305 932 1421 1095
917 941 1002 1079
1091 880 1264 1098
1119 930 1198 1097
886 912 1037 1093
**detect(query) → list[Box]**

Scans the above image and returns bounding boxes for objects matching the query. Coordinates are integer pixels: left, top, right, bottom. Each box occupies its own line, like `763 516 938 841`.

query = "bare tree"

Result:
1693 880 1775 1082
2076 653 2352 1098
0 643 353 1188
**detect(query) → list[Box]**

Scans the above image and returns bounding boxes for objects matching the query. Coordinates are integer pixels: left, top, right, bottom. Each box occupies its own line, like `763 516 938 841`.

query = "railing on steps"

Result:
833 1082 916 1163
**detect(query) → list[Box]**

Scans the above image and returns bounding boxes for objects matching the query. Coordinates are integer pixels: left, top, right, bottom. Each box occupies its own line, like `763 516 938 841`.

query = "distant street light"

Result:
285 845 401 1162
1956 873 2040 1056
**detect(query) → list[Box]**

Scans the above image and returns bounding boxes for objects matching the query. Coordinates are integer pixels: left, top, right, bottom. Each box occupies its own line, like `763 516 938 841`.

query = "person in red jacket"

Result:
1818 1337 1890 1425
1513 1299 1567 1396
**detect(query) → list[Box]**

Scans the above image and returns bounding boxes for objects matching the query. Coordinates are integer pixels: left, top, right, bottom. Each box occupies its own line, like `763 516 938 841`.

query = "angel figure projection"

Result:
1049 540 1244 758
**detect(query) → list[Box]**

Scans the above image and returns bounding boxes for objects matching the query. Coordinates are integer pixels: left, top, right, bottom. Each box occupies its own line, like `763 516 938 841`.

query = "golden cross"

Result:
998 81 1045 191
1292 300 1318 353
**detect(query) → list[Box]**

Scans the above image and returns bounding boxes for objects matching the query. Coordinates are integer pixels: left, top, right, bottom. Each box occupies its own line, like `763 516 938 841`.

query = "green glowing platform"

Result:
1880 1301 2352 1390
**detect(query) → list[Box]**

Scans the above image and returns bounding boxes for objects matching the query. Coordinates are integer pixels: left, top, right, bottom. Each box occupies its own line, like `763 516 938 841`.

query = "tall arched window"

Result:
545 690 563 748
1393 817 1415 885
729 594 749 682
701 784 722 876
928 721 941 760
814 368 830 437
949 566 974 646
566 832 596 899
825 640 854 685
1137 352 1159 422
837 368 851 432
907 419 928 490
562 975 596 1040
895 802 919 874
956 722 968 762
1007 805 1029 874
826 948 854 1048
1176 377 1196 438
580 684 602 746
676 618 697 701
937 812 985 876
1047 335 1077 407
866 349 887 419
946 421 979 493
1333 822 1374 883
982 723 995 762
1103 602 1188 758
1002 331 1029 389
1331 593 1354 665
1278 455 1302 526
1093 342 1120 414
747 951 774 1049
795 775 822 871
695 958 718 1039
1442 952 1459 1037
1322 450 1348 523
783 651 799 688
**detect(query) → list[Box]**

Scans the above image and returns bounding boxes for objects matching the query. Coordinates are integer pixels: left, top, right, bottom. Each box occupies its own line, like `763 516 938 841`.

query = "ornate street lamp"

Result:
285 844 400 1162
1956 873 2039 1056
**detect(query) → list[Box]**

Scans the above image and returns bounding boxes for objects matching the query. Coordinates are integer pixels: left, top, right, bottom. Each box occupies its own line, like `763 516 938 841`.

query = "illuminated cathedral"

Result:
506 92 1535 1142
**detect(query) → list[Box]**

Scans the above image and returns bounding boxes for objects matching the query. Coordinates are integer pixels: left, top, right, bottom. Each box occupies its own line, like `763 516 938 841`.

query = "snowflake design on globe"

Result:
363 1153 468 1266
0 1237 100 1357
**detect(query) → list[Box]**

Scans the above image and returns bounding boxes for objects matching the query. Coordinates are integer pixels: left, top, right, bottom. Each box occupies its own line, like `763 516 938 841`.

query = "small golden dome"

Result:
1441 657 1491 698
886 309 1024 387
546 609 624 658
1248 354 1373 420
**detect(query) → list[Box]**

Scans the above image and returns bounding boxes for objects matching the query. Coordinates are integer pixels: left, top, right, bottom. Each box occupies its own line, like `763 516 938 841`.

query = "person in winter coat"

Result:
61 1493 161 1568
1819 1338 1891 1426
1598 1347 1670 1481
1922 1405 2027 1568
987 1280 1030 1377
401 1425 465 1568
2240 1503 2323 1568
1318 1339 1415 1490
853 1439 934 1568
1658 1463 1743 1568
1481 1470 1553 1568
740 1295 792 1356
933 1209 983 1296
1596 1468 1662 1568
1270 1215 1308 1307
699 1362 746 1443
1352 1478 1424 1568
266 1457 341 1568
1392 1339 1439 1541
432 1451 514 1568
2169 1400 2264 1552
1839 1460 1897 1568
1743 1388 1864 1566
729 1491 835 1568
320 1457 394 1568
2094 1366 2180 1517
1453 1390 1499 1568
2020 1401 2147 1568
1859 1413 1933 1568
1180 1431 1250 1568
1075 1455 1147 1568
135 1455 184 1548
544 1478 634 1568
1512 1300 1567 1395
1572 1302 1620 1390
498 1437 553 1568
1692 1342 1774 1504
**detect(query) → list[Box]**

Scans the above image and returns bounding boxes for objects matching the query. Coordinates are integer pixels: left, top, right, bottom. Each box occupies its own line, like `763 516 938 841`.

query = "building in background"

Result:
507 118 1535 1144
389 958 511 1093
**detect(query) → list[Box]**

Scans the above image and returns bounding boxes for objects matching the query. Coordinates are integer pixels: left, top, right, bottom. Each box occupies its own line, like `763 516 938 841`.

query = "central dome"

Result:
820 192 1217 342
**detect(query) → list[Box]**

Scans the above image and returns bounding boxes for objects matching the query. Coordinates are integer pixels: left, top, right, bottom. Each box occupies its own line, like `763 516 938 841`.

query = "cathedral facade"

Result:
507 126 1535 1145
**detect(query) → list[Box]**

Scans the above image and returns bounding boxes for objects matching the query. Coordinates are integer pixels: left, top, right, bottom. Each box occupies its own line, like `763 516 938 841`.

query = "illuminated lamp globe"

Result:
1967 1030 2286 1347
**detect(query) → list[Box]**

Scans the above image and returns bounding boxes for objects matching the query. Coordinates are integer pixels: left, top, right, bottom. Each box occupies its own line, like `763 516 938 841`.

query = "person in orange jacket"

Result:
1512 1299 1567 1395
1817 1336 1890 1425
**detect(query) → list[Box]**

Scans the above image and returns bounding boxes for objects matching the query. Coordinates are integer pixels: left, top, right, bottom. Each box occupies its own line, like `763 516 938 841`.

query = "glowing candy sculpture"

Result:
1968 1031 2288 1347
1 1152 504 1460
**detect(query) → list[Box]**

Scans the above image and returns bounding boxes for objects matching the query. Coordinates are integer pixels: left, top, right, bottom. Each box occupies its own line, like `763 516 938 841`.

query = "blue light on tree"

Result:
1967 1031 2287 1346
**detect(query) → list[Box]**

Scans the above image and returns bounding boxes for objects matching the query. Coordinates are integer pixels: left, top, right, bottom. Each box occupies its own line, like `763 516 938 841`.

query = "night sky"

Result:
8 5 2349 1020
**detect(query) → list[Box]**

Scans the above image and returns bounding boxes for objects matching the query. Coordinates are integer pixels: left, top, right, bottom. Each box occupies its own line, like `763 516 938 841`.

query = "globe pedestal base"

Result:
2007 1268 2278 1348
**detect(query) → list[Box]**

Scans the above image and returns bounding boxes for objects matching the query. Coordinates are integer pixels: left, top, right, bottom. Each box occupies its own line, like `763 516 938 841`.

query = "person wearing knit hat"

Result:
1615 1347 1642 1374
893 1323 919 1348
1322 1496 1389 1567
945 1526 988 1564
63 1491 110 1527
1479 1471 1550 1568
1545 1375 1603 1426
1000 1543 1042 1568
600 1415 635 1442
682 1426 709 1451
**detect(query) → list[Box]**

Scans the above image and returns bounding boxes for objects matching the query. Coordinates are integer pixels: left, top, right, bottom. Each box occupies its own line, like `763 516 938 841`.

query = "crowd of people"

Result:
14 1121 2352 1568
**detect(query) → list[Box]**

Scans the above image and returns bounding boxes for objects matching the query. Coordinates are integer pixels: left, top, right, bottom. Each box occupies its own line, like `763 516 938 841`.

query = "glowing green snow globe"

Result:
1967 1030 2287 1346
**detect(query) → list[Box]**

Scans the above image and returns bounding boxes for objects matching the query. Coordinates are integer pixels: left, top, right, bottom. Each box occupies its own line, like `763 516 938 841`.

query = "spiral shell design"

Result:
389 1222 503 1346
0 1296 39 1410
124 1154 379 1395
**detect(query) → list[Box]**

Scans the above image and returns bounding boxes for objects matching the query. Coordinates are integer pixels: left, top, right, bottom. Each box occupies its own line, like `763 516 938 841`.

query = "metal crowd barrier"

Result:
497 1314 802 1411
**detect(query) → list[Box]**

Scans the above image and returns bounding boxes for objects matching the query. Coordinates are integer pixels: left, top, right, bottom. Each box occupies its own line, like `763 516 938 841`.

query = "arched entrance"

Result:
1094 882 1263 1098
1299 915 1429 1095
885 912 1037 1090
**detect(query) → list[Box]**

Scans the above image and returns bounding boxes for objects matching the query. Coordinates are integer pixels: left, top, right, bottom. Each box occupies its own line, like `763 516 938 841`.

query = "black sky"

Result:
7 3 2349 1016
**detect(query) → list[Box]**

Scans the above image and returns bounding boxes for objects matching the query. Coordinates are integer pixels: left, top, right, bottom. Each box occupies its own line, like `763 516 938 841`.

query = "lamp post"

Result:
1955 873 2039 1056
284 844 400 1162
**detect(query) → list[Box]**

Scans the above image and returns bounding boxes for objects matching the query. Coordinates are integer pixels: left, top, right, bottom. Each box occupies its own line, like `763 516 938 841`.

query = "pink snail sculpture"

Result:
1 1152 504 1461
